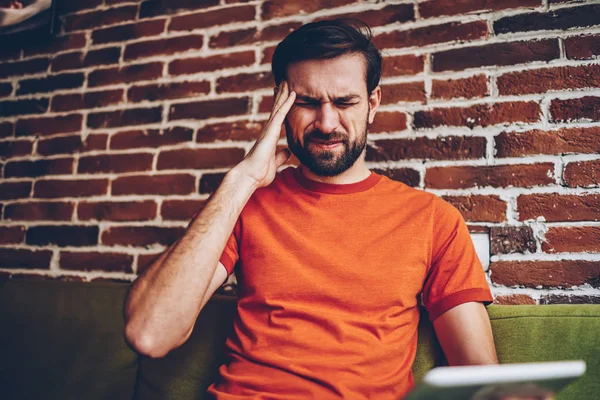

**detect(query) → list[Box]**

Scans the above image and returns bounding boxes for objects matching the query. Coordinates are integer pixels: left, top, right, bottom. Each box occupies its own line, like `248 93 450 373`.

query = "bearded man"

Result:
124 19 498 399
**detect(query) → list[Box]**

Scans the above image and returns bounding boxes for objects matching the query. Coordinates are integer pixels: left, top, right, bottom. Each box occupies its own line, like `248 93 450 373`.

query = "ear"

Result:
367 86 381 124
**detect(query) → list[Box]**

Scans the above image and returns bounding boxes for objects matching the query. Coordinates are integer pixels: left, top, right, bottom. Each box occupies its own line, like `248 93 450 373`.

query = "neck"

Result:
299 157 371 185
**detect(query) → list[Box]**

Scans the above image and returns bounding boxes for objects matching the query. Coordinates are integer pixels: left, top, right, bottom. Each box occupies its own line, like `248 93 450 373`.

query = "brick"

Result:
128 81 210 103
87 107 162 129
197 120 263 143
382 55 424 77
0 47 21 62
493 294 536 305
494 4 600 35
92 19 166 45
490 226 536 255
374 21 487 50
0 82 12 98
420 0 539 18
366 136 486 162
550 96 600 123
369 112 408 133
23 33 87 58
324 4 414 27
199 172 226 194
4 201 74 221
169 5 255 31
432 75 488 100
111 174 195 195
0 181 32 200
442 195 507 222
88 62 163 88
5 158 73 178
161 199 206 220
490 260 600 288
382 82 425 105
78 153 154 174
0 248 52 269
139 0 219 18
564 159 600 188
498 64 600 95
17 73 84 95
540 295 600 305
78 200 157 221
433 39 559 72
34 179 108 198
0 226 26 244
169 97 250 120
110 127 193 149
37 134 107 156
51 89 124 112
0 140 33 158
101 226 185 246
414 101 540 129
425 163 555 189
169 51 255 75
217 72 273 93
51 48 121 73
157 147 245 170
258 95 275 113
495 127 600 157
63 6 138 32
543 226 600 253
0 98 48 117
565 34 600 60
372 168 420 187
261 46 276 65
518 193 600 222
261 0 355 19
59 251 134 273
208 28 255 48
26 225 99 247
0 58 49 79
16 114 83 137
0 122 14 139
124 35 204 60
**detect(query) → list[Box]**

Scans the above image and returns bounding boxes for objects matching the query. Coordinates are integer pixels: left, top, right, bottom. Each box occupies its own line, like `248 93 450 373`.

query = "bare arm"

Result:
433 301 498 366
124 82 296 358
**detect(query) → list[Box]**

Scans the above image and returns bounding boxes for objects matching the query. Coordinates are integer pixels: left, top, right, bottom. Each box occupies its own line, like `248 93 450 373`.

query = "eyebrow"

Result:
295 94 361 103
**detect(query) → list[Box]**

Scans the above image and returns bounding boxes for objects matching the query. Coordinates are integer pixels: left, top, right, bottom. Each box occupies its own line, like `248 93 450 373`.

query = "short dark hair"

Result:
271 18 382 94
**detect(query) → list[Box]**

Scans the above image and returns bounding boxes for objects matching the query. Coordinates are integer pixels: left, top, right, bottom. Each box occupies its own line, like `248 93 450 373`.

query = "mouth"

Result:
309 139 343 149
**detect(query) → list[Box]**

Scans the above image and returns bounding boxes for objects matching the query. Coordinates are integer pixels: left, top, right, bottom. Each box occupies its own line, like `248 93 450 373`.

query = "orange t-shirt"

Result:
206 167 492 399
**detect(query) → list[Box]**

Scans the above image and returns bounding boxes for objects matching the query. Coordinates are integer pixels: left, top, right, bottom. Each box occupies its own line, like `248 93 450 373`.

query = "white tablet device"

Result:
405 360 586 400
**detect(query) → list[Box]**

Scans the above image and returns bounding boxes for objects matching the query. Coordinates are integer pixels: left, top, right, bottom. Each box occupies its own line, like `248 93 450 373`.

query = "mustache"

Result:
304 130 348 142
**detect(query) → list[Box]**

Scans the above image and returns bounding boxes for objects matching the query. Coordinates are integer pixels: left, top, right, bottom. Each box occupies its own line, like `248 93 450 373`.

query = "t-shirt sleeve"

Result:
187 211 240 277
422 199 493 322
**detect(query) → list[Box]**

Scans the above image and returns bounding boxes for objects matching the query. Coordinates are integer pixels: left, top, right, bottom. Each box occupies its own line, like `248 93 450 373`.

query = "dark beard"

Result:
285 114 369 177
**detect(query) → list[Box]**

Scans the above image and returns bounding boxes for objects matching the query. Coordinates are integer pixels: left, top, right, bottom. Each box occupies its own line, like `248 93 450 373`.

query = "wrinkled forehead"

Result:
285 54 368 98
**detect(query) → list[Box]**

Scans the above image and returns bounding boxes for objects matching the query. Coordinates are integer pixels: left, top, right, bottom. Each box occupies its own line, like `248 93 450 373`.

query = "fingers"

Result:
271 80 291 115
271 89 296 126
275 148 291 168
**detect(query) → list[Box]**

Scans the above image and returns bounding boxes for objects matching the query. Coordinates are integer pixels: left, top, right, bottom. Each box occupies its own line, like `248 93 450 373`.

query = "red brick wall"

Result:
0 0 599 304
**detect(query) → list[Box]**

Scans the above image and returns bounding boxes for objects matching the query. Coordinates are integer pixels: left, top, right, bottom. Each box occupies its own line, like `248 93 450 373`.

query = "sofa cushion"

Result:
488 304 600 400
0 280 138 400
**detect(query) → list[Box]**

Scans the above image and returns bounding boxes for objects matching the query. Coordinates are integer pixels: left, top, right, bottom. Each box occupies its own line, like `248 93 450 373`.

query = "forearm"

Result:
124 167 256 357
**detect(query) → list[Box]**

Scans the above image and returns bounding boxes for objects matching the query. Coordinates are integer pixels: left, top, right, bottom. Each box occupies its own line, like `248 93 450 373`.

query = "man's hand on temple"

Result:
235 80 296 189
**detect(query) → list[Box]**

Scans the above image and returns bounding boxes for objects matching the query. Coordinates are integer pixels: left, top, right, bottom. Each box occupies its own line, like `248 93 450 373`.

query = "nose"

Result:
314 103 339 134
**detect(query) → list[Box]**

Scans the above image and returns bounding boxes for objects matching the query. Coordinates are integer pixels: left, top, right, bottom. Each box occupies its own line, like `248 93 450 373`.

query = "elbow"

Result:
124 322 171 359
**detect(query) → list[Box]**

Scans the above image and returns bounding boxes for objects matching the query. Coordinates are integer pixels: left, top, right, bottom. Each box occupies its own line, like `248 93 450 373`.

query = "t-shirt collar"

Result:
291 167 381 194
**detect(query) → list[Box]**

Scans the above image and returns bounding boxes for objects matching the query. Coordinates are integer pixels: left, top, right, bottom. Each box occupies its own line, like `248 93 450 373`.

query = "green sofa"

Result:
1 280 598 399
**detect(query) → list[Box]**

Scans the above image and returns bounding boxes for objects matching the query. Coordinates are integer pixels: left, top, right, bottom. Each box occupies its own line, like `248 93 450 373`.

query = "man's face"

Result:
284 54 381 177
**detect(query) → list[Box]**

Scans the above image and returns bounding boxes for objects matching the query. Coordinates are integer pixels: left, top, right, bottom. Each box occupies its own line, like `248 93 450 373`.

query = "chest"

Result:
236 203 433 312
